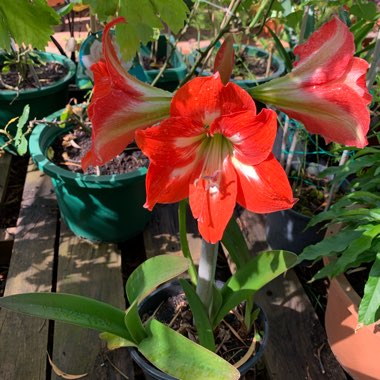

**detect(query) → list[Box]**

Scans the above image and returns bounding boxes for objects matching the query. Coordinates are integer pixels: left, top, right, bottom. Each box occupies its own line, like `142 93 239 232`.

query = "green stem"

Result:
180 0 243 86
248 0 271 29
151 0 201 88
178 200 198 285
196 239 218 317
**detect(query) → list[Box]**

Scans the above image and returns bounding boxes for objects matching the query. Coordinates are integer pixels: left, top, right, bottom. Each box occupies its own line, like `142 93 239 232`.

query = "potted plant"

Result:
0 0 76 151
0 12 373 380
28 105 153 243
298 146 380 379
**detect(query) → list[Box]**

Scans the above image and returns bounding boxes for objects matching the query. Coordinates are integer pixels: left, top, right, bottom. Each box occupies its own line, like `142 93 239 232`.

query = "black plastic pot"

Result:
265 209 324 255
129 281 269 380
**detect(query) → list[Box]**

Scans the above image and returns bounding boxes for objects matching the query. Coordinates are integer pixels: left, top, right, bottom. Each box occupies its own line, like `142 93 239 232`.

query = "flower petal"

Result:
82 17 172 169
233 154 296 213
278 78 370 147
143 162 199 210
292 17 354 85
135 117 205 168
170 74 256 125
189 158 237 243
212 108 277 165
214 34 235 85
249 19 371 149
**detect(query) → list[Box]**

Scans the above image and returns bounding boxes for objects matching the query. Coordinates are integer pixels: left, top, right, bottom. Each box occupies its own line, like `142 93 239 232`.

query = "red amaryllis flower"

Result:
136 74 296 243
82 17 172 170
249 17 371 148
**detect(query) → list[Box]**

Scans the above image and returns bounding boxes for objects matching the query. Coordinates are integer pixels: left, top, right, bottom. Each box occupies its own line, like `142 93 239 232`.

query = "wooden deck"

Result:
0 156 347 379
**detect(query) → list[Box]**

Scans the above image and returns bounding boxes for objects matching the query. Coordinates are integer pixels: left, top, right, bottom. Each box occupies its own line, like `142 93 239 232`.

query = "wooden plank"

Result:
52 222 134 380
0 153 12 203
237 209 347 380
143 203 201 264
0 164 57 380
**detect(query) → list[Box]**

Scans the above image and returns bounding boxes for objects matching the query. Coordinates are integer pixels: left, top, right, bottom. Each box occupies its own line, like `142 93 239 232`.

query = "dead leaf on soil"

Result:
47 352 87 379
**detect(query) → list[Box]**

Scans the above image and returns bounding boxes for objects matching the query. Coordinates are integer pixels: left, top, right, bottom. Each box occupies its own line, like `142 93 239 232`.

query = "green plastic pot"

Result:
141 35 187 92
29 109 151 243
0 51 76 152
192 44 285 90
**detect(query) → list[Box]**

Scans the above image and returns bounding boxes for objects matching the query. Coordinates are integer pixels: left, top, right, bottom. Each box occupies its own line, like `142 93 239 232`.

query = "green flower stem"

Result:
178 200 198 285
196 239 218 317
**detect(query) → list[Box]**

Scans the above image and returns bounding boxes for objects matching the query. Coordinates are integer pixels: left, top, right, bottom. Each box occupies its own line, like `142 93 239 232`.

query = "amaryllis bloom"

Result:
136 74 296 243
82 17 172 170
249 17 371 148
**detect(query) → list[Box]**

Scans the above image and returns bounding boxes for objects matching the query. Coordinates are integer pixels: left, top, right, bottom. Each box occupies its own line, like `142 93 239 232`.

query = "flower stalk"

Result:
196 239 219 317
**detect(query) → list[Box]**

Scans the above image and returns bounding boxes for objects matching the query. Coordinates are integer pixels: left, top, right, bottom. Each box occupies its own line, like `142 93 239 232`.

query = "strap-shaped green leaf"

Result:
222 217 251 269
179 279 215 352
126 255 189 304
99 332 137 350
124 300 147 344
138 320 240 380
358 253 380 325
0 293 131 340
214 250 297 327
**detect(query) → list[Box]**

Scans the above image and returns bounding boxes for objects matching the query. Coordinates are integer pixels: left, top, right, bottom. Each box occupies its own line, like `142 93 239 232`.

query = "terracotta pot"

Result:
325 261 380 379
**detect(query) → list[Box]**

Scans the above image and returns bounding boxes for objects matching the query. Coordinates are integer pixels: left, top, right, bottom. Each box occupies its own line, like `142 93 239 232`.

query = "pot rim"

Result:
129 280 269 380
29 108 147 189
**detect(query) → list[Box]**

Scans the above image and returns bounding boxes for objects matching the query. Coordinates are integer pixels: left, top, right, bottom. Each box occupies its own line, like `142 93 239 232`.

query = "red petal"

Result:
144 162 200 210
212 108 277 165
214 34 235 85
189 158 237 243
135 117 205 168
82 18 172 169
292 17 354 85
279 78 370 147
170 74 256 124
234 154 296 213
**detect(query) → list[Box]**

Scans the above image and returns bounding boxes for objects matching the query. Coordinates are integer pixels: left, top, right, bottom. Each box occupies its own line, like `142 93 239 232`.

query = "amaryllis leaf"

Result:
124 300 147 344
138 320 240 380
265 25 293 72
358 253 380 325
179 279 215 352
126 256 189 304
214 250 297 327
222 217 251 269
0 293 131 340
99 332 137 350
